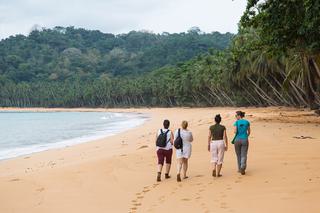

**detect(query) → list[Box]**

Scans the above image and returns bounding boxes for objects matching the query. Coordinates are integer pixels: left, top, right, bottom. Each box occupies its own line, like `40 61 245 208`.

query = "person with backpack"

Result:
174 120 193 182
208 114 228 177
233 111 251 175
156 119 174 182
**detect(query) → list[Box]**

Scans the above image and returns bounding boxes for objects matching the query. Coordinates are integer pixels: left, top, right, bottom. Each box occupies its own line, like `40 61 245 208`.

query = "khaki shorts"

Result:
210 140 225 165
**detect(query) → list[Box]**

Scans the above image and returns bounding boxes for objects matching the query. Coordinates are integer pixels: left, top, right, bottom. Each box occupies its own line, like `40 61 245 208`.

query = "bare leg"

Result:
157 164 163 181
177 159 183 174
182 158 188 178
217 164 222 177
211 162 217 177
177 158 183 182
165 164 171 178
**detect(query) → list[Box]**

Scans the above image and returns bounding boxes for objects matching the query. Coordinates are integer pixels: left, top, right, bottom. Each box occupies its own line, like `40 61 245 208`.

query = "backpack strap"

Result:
161 129 170 143
165 130 170 143
178 128 183 152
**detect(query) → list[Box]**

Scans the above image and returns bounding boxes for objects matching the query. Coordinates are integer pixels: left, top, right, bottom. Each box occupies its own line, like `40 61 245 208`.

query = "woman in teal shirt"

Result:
233 111 251 175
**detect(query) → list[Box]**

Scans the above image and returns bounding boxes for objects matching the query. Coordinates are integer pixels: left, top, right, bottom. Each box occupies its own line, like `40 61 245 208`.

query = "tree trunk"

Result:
301 54 319 109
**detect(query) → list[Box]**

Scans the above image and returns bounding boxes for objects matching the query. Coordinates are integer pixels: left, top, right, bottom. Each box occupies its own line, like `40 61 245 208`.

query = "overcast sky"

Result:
0 0 247 39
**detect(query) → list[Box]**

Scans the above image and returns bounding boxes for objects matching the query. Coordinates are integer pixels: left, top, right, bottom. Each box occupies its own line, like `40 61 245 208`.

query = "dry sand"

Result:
0 107 319 213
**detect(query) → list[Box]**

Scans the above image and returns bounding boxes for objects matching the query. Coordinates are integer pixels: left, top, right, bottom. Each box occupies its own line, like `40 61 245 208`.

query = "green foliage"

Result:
0 27 236 107
0 26 233 81
239 0 320 109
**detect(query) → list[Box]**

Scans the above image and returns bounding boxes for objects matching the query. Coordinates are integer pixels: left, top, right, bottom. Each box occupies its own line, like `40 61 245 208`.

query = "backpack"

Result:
174 129 183 150
156 129 170 147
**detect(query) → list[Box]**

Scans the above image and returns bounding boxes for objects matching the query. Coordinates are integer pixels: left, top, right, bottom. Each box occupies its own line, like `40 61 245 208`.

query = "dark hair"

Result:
215 114 222 124
236 111 245 118
163 119 170 129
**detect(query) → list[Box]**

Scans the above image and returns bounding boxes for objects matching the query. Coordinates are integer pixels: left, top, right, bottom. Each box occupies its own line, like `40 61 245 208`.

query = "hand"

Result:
225 146 228 151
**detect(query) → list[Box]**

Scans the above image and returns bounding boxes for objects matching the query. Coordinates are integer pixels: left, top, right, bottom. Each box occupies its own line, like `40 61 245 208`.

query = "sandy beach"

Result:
0 107 319 213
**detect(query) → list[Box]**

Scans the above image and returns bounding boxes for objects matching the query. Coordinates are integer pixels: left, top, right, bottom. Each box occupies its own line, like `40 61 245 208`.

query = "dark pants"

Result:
234 139 249 171
157 149 173 165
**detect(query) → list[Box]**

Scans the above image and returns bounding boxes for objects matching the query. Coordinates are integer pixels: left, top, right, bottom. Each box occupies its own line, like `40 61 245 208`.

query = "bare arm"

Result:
234 125 237 134
224 129 228 151
208 130 211 151
170 131 174 144
247 125 251 137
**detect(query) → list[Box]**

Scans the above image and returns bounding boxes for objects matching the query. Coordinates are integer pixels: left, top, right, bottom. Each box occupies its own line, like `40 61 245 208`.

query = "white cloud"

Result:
0 0 247 39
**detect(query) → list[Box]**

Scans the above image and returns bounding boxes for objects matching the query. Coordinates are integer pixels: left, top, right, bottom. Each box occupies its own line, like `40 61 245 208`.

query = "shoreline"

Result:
0 111 149 161
0 107 319 213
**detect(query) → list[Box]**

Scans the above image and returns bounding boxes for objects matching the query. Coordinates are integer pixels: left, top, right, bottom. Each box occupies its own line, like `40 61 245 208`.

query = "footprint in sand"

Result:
181 198 191 201
158 196 166 204
37 187 45 192
142 188 150 193
152 183 159 188
130 207 137 211
129 184 158 212
220 202 228 209
9 178 20 182
137 145 148 150
200 202 210 212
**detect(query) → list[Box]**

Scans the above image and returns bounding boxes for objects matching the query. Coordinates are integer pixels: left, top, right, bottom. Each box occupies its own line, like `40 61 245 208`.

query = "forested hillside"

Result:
0 26 232 81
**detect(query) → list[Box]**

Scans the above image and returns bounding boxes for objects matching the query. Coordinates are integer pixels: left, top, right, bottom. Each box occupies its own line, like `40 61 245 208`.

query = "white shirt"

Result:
156 128 173 150
174 129 193 145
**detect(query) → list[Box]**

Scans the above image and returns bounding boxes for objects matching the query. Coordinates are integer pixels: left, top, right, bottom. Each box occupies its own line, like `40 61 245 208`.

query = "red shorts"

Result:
157 149 173 165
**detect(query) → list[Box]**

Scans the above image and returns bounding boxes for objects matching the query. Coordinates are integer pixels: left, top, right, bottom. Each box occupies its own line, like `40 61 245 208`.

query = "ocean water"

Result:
0 111 148 160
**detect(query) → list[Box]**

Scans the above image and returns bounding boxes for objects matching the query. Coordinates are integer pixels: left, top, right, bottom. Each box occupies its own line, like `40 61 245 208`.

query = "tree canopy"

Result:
0 27 233 82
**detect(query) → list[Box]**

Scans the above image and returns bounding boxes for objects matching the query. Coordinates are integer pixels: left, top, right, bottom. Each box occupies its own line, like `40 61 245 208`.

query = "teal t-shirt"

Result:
234 119 250 140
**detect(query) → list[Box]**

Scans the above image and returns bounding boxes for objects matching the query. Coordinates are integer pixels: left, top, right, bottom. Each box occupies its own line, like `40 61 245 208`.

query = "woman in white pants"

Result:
174 121 193 182
208 114 228 177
